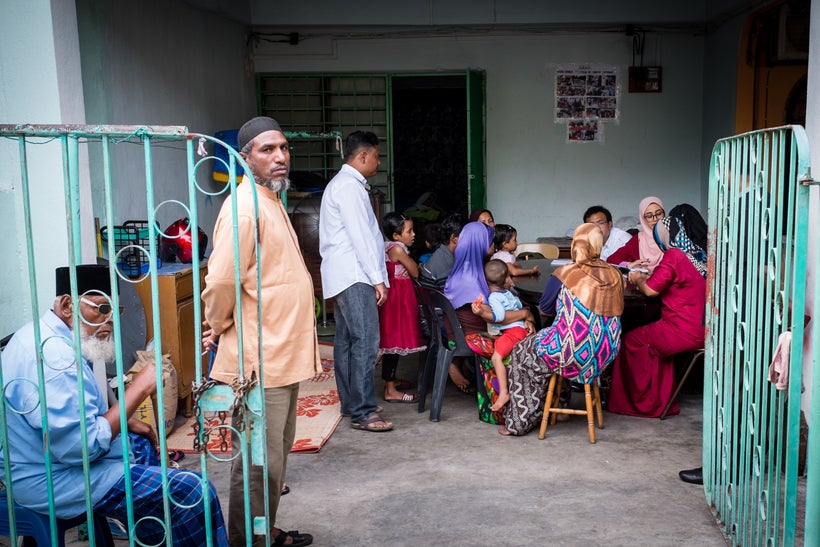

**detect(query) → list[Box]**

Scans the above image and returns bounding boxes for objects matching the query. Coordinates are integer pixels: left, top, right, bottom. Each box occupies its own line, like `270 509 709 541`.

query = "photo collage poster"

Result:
555 64 619 143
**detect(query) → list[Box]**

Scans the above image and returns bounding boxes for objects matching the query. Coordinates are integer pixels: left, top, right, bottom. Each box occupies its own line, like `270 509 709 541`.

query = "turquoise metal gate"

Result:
0 124 335 546
705 125 819 545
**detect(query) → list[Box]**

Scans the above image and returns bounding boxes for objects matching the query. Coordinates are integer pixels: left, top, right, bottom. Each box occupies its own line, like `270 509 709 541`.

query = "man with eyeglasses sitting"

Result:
582 205 632 261
0 264 228 545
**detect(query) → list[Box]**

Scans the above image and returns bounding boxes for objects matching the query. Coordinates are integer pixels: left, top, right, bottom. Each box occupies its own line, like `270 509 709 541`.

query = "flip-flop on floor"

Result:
385 391 419 404
351 413 394 432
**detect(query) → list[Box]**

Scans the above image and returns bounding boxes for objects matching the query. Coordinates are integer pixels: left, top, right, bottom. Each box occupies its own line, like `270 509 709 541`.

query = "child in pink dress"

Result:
379 212 427 403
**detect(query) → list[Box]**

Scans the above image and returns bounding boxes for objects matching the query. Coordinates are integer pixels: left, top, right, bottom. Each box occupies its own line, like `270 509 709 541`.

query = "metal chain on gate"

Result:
190 378 215 453
215 410 229 452
230 375 258 434
190 375 258 454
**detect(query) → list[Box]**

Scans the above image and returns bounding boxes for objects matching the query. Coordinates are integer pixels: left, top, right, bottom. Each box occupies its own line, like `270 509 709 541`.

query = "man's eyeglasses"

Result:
80 297 125 316
644 210 665 221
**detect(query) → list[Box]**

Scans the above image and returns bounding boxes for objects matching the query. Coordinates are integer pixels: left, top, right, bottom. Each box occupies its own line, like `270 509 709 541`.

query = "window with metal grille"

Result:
257 73 391 202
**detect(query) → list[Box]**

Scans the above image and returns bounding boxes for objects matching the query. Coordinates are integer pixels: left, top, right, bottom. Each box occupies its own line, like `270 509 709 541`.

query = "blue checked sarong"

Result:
94 434 228 546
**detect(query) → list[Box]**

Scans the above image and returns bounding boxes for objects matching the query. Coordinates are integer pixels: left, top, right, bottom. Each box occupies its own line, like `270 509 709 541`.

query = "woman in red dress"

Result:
607 204 707 418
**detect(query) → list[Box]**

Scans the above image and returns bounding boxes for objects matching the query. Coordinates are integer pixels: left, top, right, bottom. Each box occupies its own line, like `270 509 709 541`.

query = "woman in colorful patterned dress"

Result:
502 223 625 436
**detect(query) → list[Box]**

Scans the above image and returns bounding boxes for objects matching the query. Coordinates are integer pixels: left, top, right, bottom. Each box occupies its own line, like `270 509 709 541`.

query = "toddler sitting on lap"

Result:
472 259 535 411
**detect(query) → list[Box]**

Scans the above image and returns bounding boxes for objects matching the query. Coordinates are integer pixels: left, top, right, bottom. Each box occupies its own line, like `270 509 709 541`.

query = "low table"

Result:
512 259 659 331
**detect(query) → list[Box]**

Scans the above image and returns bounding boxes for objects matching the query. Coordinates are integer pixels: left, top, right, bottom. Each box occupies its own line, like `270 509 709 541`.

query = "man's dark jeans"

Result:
333 283 380 423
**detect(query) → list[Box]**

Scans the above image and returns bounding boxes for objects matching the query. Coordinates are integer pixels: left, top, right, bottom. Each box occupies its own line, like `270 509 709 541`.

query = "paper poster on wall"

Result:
567 118 601 142
555 64 619 143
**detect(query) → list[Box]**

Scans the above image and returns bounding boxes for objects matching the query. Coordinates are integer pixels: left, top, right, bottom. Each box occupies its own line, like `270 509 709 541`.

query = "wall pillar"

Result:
0 0 94 334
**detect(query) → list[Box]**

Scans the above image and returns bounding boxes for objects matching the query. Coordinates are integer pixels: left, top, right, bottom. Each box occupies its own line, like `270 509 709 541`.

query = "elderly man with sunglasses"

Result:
0 264 228 545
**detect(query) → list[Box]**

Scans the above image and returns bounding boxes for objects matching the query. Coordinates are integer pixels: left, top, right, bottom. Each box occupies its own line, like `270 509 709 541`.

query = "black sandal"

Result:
272 530 313 546
351 413 394 432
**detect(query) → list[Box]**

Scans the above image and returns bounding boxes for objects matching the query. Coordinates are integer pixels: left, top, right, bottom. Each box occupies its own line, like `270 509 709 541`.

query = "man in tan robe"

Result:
202 116 320 547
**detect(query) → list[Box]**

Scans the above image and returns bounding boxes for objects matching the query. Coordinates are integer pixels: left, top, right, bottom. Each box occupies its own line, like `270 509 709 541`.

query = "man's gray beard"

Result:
81 333 116 364
259 177 291 193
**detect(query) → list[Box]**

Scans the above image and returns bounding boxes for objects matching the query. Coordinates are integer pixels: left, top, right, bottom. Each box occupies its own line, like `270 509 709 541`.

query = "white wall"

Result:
0 0 95 336
253 30 706 241
75 0 256 244
700 13 745 208
803 0 820 421
0 0 254 336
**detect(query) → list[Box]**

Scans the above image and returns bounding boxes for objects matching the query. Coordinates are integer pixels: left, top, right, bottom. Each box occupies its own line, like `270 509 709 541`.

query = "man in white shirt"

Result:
583 205 632 260
319 131 393 433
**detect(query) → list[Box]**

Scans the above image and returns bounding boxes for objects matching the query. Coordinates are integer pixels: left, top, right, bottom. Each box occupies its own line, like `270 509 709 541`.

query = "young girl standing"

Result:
379 212 426 403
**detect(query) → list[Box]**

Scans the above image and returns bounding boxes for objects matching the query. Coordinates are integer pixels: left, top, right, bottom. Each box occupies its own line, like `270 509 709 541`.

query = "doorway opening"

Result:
391 75 468 257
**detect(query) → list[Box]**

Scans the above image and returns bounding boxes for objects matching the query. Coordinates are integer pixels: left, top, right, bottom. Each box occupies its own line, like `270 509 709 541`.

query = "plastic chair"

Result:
538 374 605 444
418 289 479 422
0 494 115 547
659 348 705 420
516 242 559 260
413 281 440 414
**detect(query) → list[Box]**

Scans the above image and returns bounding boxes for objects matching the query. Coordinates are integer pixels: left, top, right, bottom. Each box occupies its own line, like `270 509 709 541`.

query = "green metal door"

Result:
466 69 487 213
705 125 819 545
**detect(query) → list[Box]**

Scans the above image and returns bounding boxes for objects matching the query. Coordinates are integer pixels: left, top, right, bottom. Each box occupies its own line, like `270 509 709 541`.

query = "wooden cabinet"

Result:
134 262 207 414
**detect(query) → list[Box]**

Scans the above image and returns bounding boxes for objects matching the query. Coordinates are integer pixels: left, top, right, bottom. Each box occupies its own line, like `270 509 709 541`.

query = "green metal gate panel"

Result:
705 125 818 545
0 124 337 546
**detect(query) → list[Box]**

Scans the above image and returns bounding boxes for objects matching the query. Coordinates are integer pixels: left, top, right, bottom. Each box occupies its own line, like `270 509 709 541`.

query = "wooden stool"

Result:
538 374 604 443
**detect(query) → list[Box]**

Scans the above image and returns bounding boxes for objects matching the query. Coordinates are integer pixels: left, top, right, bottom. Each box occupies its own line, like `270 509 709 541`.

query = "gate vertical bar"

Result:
808 156 820 542
0 135 51 543
99 134 140 546
185 136 217 544
64 133 103 546
140 135 175 545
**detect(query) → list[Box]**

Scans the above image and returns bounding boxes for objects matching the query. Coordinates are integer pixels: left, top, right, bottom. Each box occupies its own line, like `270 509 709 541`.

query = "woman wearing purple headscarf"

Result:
443 222 531 392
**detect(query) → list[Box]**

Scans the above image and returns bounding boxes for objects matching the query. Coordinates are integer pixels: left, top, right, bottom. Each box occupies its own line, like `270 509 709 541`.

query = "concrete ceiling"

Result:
180 0 771 31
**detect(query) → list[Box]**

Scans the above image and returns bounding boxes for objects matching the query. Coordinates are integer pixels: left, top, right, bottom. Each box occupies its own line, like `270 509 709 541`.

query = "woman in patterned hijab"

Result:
653 209 708 278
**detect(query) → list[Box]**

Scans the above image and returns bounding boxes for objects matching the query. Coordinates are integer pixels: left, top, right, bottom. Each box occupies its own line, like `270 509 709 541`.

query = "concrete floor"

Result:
58 354 727 547
207 355 725 547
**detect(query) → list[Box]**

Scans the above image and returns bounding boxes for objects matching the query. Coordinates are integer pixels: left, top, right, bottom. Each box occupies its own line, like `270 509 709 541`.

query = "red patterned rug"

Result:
166 343 340 454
